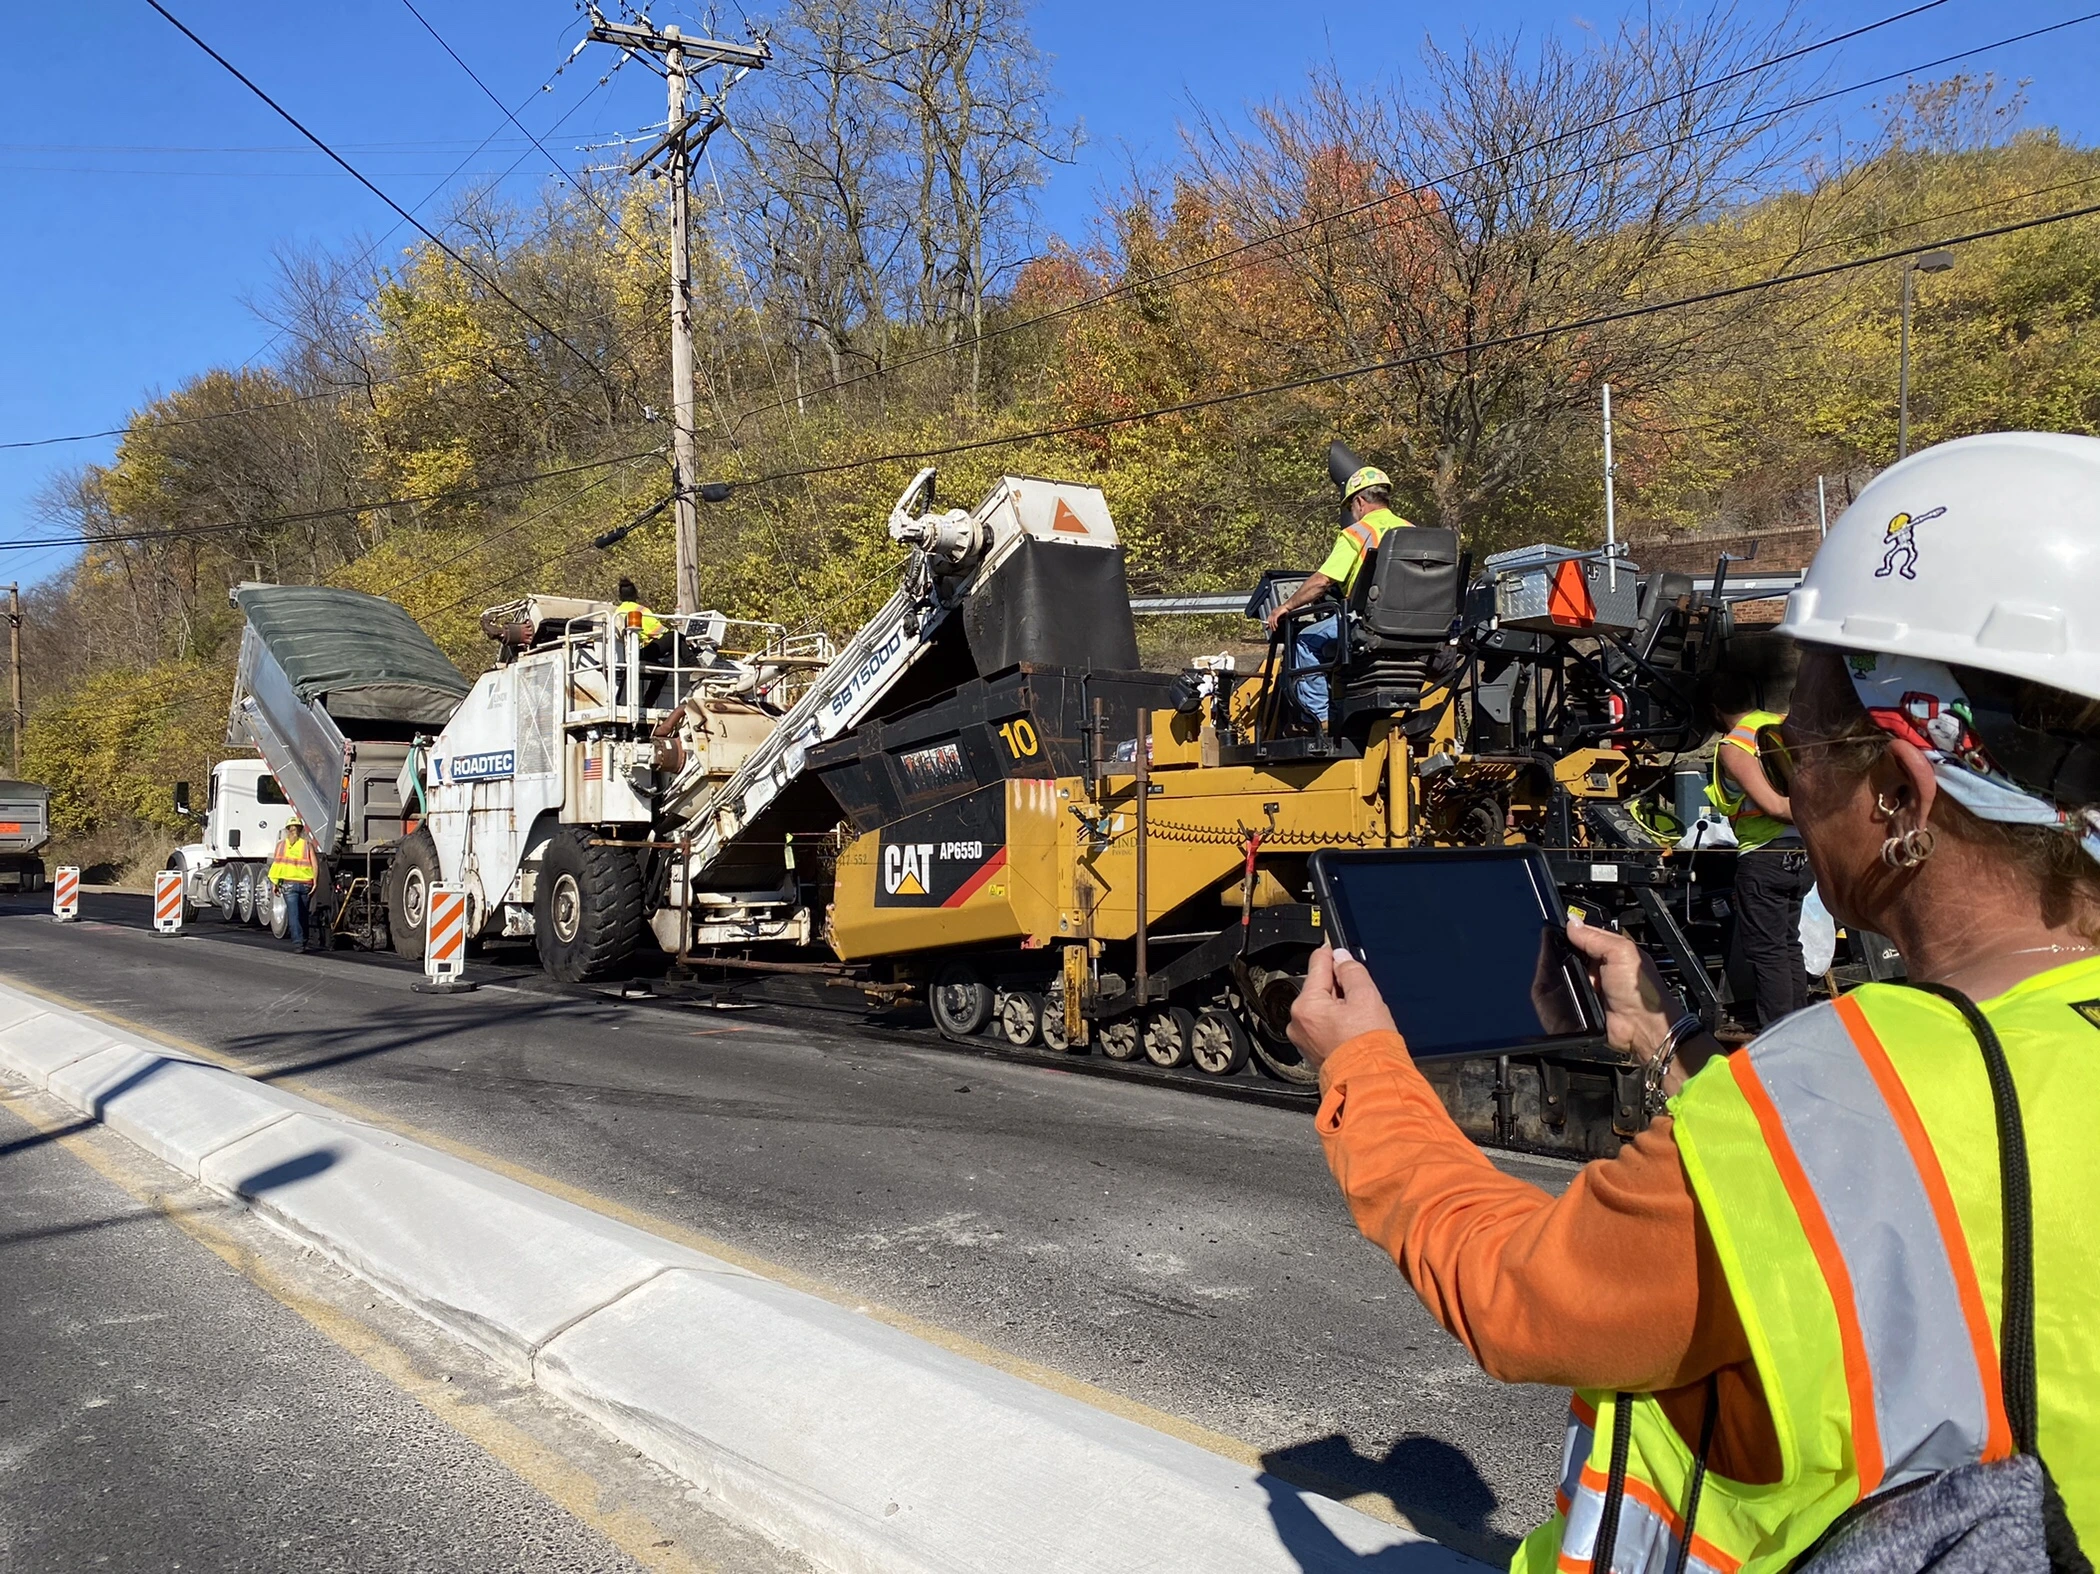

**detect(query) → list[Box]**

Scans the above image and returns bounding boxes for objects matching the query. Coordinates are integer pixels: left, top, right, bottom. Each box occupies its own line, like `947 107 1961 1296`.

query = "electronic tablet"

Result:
1306 847 1606 1060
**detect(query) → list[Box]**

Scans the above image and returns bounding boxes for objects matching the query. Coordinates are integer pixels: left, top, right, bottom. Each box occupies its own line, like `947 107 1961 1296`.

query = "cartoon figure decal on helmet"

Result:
1874 505 1946 581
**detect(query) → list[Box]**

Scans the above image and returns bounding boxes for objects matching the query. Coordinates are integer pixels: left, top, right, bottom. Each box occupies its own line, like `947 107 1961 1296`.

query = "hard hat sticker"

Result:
1873 505 1946 581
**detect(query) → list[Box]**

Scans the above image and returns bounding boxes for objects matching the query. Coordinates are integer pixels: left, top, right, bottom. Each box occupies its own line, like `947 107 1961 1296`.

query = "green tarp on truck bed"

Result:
233 585 469 725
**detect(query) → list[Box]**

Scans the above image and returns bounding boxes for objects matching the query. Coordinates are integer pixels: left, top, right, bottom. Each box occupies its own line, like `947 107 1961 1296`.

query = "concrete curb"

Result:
0 979 1485 1573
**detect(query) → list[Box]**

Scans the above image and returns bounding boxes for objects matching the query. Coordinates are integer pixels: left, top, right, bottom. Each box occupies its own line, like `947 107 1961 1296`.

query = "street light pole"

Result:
1898 249 1956 461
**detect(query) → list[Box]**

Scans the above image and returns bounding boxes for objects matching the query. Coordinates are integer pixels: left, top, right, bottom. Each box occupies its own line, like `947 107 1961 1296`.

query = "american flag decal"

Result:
583 755 603 781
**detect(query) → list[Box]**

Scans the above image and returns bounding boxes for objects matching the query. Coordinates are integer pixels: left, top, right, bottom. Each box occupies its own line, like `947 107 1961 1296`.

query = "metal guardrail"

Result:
1129 573 1805 616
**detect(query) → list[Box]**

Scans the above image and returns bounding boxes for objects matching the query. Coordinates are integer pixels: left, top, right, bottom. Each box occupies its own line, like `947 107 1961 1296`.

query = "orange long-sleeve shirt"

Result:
1316 1029 1783 1484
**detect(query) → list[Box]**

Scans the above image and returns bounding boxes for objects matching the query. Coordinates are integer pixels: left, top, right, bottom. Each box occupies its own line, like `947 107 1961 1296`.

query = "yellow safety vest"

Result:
1314 507 1412 595
1516 957 2100 1573
269 832 317 886
1706 709 1792 851
615 600 665 639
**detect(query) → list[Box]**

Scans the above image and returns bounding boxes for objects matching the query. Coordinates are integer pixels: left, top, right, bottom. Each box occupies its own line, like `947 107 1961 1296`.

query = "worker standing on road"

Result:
1707 672 1814 1028
1294 432 2100 1571
1263 464 1412 724
268 816 320 954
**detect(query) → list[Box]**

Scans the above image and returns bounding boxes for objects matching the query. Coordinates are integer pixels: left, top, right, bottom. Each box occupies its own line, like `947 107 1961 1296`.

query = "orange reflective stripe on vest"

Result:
1729 1001 2011 1492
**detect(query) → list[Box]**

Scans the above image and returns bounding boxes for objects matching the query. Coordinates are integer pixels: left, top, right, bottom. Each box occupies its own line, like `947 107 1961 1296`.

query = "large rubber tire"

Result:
387 830 439 961
234 862 258 925
534 827 644 983
268 883 289 939
212 866 237 923
930 960 996 1041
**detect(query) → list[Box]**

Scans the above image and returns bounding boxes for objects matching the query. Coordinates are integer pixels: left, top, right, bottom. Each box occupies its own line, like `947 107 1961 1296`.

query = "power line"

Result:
0 447 661 554
400 0 676 287
724 196 2100 489
3 40 633 453
145 0 612 389
719 0 1971 432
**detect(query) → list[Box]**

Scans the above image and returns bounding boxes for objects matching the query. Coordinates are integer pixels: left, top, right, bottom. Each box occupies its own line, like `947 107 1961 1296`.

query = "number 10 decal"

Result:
997 718 1040 759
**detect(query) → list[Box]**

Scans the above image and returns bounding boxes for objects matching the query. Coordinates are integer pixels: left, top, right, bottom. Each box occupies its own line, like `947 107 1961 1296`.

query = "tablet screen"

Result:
1309 848 1602 1060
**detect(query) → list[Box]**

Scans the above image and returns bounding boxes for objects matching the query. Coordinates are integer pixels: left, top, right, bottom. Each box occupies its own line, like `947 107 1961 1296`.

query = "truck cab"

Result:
171 759 298 923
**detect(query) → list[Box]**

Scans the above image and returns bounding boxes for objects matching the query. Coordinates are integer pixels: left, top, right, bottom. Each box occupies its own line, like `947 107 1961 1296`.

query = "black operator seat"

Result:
1339 526 1463 723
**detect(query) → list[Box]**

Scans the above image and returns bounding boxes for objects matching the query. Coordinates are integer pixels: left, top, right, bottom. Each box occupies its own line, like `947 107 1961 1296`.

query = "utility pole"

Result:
586 12 767 613
5 584 20 778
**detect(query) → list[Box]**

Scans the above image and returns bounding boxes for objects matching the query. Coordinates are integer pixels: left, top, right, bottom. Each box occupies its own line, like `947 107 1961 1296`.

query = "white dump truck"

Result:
0 779 51 892
173 584 472 937
392 471 1136 981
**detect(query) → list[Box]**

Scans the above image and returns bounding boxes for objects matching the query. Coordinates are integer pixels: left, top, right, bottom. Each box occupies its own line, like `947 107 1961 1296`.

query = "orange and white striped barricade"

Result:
153 869 185 934
52 865 79 923
412 882 478 994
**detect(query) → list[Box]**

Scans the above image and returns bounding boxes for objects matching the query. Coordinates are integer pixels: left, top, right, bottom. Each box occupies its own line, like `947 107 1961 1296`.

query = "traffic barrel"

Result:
52 866 79 923
412 882 478 994
153 869 184 934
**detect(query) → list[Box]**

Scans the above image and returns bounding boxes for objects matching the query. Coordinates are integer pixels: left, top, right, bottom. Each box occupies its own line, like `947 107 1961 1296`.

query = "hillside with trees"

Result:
19 0 2100 873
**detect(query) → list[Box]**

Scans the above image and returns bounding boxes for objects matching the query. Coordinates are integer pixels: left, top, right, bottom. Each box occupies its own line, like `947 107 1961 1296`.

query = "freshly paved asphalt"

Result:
2 889 1579 1559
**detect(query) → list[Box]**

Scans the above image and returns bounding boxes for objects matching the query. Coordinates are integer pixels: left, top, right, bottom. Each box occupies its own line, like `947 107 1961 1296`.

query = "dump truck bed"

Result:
227 585 470 854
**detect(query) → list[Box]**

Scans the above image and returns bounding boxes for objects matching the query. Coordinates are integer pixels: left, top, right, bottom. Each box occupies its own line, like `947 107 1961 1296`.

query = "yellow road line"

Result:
0 1082 721 1574
0 969 1423 1536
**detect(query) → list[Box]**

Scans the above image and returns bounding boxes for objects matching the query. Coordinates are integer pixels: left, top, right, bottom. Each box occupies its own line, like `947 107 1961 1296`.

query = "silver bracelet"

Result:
1643 1012 1705 1117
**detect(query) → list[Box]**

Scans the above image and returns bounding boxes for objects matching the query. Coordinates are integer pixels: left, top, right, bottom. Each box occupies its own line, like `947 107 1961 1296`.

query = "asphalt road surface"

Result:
3 889 1580 1560
0 1070 806 1573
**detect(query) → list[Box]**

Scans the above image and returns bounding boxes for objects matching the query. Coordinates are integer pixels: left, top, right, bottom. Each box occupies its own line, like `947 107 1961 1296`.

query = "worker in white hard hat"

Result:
1264 464 1413 724
1292 431 2100 1570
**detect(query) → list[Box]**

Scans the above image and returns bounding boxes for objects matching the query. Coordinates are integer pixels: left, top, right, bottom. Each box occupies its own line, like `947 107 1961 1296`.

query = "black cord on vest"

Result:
1666 1376 1723 1574
1904 981 2091 1574
1591 1392 1636 1574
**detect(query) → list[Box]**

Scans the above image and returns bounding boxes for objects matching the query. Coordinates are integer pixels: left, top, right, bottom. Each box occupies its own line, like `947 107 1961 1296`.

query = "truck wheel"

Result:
234 863 258 924
268 883 289 939
534 827 643 983
212 867 237 922
387 830 439 961
930 960 995 1040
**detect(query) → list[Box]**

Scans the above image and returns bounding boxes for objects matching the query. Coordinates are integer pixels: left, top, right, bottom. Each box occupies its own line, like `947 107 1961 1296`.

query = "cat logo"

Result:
883 842 935 897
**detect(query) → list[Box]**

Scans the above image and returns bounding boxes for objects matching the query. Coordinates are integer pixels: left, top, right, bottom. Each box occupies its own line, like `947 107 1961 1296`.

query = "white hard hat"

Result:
1781 431 2100 703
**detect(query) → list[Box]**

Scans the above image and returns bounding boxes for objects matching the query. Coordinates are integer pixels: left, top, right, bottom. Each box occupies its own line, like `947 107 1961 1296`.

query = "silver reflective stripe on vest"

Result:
1559 1404 1737 1573
1558 1401 1595 1514
1744 1004 1993 1489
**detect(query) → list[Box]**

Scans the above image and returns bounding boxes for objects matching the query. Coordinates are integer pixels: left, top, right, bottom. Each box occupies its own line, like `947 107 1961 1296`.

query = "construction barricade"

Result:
412 882 477 994
52 866 79 923
153 869 184 934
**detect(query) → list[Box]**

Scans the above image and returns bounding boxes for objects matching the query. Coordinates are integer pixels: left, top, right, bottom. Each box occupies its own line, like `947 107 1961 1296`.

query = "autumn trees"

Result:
20 4 2100 860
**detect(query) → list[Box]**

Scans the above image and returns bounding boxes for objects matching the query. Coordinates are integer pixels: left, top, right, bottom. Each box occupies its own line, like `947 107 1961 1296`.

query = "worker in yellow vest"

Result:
614 576 665 640
1264 463 1412 724
1292 432 2100 1570
268 816 321 953
1706 672 1814 1028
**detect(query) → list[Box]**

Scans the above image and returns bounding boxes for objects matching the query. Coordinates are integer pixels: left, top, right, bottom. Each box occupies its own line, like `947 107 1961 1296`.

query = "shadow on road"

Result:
1264 1434 1516 1568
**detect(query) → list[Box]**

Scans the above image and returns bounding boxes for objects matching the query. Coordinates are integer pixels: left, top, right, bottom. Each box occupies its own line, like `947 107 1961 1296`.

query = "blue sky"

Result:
4 0 2098 585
